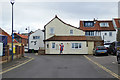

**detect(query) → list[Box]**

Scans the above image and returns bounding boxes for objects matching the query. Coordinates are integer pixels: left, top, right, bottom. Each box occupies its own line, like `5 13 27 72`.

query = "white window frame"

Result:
70 30 73 34
50 28 54 34
72 43 82 49
52 43 56 49
100 22 109 27
46 43 49 49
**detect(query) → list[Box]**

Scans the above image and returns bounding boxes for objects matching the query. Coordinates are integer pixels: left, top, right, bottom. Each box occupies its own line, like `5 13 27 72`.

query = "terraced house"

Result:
44 16 103 54
79 19 116 44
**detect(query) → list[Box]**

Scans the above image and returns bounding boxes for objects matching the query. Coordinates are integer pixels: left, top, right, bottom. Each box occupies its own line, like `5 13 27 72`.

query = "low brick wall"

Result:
38 49 45 55
1 44 25 63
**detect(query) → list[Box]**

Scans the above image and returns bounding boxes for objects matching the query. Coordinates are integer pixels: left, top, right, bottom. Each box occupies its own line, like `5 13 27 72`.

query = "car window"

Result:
96 46 106 50
117 42 120 46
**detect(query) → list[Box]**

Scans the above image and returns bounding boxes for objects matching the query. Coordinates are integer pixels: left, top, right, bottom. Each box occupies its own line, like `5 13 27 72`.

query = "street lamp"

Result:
10 0 15 60
25 27 30 52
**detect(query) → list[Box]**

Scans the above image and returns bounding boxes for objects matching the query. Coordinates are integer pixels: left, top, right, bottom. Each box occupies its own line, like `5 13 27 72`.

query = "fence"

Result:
2 44 24 62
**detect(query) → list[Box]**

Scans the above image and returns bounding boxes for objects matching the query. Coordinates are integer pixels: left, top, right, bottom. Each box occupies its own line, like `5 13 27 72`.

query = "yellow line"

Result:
84 55 120 79
0 56 31 71
1 58 30 71
0 57 34 74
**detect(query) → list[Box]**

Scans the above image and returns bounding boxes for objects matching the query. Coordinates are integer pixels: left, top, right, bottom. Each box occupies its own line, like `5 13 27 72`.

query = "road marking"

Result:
0 58 30 72
0 56 34 74
84 55 120 79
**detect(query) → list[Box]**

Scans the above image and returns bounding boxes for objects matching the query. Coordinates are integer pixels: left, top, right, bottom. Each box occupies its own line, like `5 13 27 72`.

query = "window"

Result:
34 41 37 45
100 23 109 27
33 36 40 39
52 43 55 48
104 33 107 35
79 43 81 48
75 43 78 48
109 32 112 36
72 43 82 49
50 28 54 34
70 30 73 34
47 44 49 48
72 43 74 48
85 31 94 36
84 21 94 27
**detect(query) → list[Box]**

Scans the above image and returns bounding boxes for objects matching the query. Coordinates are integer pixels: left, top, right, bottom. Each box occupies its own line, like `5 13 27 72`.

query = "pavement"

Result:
1 53 120 80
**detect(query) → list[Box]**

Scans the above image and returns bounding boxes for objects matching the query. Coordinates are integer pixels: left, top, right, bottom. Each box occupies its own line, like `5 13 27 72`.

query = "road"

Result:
2 53 120 79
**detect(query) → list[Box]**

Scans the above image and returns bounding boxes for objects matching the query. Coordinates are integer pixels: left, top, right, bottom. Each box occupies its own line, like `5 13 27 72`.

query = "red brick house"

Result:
79 20 116 44
0 28 18 43
14 33 28 46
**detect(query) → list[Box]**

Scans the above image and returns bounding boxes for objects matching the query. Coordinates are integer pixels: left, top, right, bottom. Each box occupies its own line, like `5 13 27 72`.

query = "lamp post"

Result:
10 0 15 60
26 27 30 52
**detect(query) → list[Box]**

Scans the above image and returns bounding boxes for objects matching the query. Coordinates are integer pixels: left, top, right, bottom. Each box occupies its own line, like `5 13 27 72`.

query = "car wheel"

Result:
118 57 120 64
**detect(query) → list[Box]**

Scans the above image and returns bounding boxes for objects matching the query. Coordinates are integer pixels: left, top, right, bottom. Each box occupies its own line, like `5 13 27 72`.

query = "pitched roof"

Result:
45 36 102 41
0 28 19 43
79 20 116 31
14 33 28 39
44 15 79 30
114 18 120 28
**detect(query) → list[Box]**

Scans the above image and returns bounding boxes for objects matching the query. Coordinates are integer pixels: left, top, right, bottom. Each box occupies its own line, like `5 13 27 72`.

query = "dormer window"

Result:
84 21 94 27
100 22 109 27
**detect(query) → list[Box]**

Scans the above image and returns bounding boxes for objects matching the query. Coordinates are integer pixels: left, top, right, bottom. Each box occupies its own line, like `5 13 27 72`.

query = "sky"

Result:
0 0 120 34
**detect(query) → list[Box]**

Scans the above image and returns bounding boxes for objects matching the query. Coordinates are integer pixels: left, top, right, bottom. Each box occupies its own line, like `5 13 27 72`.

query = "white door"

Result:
0 42 3 56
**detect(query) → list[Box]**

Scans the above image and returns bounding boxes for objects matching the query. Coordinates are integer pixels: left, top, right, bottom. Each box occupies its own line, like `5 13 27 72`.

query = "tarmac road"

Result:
2 53 119 79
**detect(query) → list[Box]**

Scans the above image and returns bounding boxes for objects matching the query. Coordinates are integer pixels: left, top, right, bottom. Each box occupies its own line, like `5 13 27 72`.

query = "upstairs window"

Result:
33 36 40 39
100 22 109 27
50 28 54 34
84 21 94 27
85 31 94 36
70 30 73 34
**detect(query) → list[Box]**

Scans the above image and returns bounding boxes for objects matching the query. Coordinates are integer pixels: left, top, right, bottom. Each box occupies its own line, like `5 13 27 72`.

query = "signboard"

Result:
0 42 3 56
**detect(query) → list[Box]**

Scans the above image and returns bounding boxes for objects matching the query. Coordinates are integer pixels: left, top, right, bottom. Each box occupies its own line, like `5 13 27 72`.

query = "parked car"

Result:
117 50 120 64
93 46 108 56
108 41 120 55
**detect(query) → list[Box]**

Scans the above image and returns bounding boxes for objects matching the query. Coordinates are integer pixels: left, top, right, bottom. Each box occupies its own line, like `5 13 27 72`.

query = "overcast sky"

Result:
0 0 119 34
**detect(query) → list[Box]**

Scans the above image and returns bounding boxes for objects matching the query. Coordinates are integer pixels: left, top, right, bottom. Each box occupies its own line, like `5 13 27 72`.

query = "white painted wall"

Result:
45 18 85 39
45 41 88 54
101 31 116 43
29 29 44 50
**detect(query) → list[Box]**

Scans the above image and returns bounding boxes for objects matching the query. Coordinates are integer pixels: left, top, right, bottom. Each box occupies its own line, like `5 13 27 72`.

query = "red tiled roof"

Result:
79 20 116 31
15 33 28 39
45 36 102 41
0 28 19 43
114 18 120 28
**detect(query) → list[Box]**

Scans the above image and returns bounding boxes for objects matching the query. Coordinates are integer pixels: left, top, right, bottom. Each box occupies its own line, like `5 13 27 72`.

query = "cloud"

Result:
0 2 118 34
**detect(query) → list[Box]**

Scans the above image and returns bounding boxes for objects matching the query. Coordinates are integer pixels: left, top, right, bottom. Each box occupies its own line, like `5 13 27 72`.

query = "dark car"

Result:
93 46 108 56
108 41 120 55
